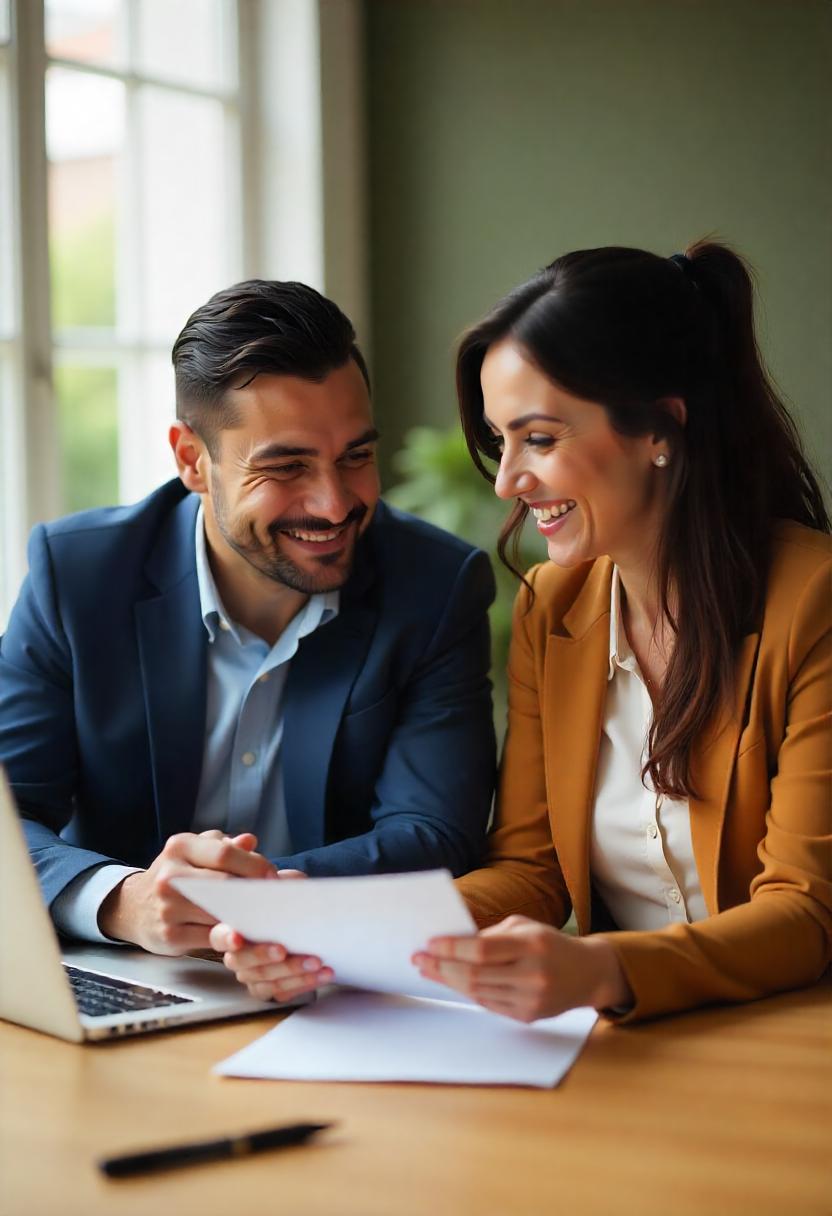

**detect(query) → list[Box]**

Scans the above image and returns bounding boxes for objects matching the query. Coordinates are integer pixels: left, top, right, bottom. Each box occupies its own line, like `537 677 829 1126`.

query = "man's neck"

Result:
203 521 309 647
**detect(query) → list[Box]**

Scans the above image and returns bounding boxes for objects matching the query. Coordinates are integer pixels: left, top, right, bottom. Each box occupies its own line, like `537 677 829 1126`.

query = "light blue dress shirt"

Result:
52 505 339 942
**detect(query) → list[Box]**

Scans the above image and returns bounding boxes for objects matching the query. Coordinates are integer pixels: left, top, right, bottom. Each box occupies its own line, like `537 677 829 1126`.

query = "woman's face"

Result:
480 339 672 570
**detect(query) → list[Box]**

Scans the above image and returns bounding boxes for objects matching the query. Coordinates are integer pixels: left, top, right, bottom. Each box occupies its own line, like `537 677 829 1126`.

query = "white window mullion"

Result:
13 0 61 530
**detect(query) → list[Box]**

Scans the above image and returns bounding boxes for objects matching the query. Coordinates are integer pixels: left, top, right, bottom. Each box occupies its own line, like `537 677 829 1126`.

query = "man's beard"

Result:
211 476 367 595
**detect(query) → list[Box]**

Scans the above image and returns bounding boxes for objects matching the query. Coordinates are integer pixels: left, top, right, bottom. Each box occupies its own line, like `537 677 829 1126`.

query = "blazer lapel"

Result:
542 561 613 933
689 631 761 914
282 604 375 853
282 531 377 854
135 493 207 845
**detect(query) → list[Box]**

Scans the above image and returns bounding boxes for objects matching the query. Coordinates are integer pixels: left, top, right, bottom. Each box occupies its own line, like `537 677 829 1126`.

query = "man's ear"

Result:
169 422 210 494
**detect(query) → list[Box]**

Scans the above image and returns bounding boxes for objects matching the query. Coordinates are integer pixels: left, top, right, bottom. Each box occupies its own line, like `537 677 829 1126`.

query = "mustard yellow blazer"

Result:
458 522 832 1021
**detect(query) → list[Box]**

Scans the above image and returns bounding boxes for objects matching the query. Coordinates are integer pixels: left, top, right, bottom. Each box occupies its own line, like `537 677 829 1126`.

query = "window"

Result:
0 0 366 628
1 0 246 623
46 0 242 508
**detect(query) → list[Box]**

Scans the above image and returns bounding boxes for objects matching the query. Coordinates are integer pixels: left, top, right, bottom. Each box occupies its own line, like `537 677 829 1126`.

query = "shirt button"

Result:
669 888 681 903
218 619 231 632
241 751 257 767
258 672 271 684
647 823 658 839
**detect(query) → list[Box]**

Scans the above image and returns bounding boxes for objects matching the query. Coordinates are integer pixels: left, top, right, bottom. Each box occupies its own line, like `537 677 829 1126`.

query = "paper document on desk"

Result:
216 991 598 1088
172 869 476 1002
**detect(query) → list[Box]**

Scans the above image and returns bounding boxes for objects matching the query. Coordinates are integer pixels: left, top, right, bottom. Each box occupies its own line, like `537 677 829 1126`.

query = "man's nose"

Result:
305 471 355 523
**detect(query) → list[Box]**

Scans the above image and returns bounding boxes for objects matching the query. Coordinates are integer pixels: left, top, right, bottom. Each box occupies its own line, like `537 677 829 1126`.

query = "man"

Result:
0 280 496 959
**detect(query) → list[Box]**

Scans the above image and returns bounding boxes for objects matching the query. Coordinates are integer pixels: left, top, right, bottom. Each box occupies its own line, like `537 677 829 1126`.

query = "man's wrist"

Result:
97 871 142 943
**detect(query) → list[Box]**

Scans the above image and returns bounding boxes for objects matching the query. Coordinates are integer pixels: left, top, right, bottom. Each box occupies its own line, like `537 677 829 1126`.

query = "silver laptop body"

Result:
0 769 278 1041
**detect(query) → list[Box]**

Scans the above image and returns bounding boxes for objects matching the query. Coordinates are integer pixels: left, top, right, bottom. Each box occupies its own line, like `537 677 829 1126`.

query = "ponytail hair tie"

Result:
669 252 698 288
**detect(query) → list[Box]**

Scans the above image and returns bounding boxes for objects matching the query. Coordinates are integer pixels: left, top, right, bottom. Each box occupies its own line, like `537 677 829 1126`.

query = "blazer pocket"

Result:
341 687 398 727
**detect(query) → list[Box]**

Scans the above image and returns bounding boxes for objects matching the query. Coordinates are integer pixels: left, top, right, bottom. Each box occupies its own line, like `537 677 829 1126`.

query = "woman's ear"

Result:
648 396 687 468
169 422 210 494
657 395 687 430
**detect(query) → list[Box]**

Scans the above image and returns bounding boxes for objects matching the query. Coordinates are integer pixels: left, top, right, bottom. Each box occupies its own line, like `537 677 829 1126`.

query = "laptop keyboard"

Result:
64 964 195 1018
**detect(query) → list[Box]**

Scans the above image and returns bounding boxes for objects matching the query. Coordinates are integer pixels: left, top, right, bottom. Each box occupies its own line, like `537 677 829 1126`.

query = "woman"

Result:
412 240 832 1022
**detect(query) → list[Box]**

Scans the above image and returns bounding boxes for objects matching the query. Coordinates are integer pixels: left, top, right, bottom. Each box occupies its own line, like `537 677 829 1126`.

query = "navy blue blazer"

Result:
0 480 496 909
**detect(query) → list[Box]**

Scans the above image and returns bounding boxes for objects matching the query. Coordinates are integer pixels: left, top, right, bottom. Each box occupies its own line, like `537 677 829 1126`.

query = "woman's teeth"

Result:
531 501 576 522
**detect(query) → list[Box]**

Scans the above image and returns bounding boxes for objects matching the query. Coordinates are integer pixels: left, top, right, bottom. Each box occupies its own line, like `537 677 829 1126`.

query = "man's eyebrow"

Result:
344 428 380 450
249 443 317 461
482 412 563 432
248 429 380 464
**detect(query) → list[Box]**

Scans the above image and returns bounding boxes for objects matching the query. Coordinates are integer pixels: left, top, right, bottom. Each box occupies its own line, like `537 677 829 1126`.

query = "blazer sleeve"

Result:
0 526 119 904
457 573 572 929
273 548 497 878
601 558 832 1022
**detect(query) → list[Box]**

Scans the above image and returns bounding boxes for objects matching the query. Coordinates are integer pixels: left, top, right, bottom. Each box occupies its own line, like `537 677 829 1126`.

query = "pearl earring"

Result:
654 453 669 468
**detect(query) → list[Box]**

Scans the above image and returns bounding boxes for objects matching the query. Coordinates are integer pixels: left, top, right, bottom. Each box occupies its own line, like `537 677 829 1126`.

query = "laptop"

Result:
0 768 281 1041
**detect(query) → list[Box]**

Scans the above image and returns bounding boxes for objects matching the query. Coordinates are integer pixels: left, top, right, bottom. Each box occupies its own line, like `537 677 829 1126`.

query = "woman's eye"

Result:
526 433 556 449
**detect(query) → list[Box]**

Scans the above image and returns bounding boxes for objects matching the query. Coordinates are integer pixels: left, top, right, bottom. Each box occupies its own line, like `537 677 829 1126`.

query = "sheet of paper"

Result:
215 991 598 1088
172 869 476 1001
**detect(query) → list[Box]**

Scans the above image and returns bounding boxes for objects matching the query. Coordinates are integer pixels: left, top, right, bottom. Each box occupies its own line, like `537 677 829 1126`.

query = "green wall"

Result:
366 0 832 488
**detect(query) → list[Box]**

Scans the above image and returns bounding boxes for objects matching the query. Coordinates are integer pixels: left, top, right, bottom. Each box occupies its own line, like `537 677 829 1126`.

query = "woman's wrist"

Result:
582 936 633 1011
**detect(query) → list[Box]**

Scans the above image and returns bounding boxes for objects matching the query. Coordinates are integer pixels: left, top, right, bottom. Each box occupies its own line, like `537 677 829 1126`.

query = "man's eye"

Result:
342 449 373 464
264 463 305 476
526 433 556 448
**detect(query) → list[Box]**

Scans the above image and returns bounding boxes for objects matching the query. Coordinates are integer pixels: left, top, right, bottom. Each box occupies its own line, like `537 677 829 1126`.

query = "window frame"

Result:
1 0 256 624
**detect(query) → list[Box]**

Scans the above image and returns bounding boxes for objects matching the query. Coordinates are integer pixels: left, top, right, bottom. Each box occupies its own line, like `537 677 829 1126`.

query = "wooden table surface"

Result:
1 979 830 1216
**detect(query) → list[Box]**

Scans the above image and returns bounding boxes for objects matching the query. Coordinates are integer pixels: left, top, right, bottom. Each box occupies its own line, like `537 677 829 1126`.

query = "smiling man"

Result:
0 281 496 955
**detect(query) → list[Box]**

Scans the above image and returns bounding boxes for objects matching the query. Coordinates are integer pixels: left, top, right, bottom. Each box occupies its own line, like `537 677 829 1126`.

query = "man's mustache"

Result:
268 504 367 536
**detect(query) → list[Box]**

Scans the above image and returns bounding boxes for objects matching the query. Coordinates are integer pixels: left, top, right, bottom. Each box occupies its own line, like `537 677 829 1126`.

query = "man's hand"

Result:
98 830 277 955
210 871 334 1003
412 914 633 1021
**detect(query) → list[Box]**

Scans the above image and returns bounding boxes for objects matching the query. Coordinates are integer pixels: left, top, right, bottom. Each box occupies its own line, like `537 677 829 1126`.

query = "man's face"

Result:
203 361 380 595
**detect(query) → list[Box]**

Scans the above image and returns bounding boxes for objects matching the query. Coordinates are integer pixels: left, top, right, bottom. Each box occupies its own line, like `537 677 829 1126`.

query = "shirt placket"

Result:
630 665 689 925
226 653 273 838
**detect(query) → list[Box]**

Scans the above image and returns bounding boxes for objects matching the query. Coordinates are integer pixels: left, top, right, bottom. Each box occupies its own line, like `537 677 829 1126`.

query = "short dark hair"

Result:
457 240 829 800
172 279 370 454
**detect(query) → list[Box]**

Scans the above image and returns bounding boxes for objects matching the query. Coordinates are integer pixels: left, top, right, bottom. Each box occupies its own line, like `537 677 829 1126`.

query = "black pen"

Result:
98 1121 333 1178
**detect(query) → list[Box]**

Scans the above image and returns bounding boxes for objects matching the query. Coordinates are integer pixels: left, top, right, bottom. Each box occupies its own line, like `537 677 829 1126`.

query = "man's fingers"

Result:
276 869 307 880
153 881 218 925
168 834 277 878
154 922 215 954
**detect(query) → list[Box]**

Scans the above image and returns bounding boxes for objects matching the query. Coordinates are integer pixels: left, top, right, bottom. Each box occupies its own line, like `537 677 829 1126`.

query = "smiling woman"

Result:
414 240 832 1024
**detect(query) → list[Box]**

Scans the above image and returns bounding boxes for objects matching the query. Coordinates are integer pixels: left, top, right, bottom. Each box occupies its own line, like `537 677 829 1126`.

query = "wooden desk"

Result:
1 980 830 1216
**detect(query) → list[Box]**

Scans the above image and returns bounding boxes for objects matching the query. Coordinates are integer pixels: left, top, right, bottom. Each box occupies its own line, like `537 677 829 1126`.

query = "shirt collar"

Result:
194 504 339 645
608 566 638 680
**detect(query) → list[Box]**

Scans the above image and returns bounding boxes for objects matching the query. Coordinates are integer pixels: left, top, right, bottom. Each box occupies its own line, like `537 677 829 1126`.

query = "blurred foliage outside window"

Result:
387 426 541 725
51 208 119 511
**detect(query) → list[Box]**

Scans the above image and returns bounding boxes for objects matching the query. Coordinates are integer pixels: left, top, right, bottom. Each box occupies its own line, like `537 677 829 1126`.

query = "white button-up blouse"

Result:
589 568 708 931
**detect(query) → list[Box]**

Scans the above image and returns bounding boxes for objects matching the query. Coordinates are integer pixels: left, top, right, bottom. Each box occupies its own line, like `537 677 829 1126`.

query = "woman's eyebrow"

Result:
483 412 564 431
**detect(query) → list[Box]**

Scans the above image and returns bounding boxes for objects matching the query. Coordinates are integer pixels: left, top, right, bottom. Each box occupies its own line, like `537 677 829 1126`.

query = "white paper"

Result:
216 991 598 1088
172 869 476 1001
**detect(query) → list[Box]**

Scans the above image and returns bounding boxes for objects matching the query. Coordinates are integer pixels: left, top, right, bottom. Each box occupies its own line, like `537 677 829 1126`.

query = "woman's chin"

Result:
544 536 590 568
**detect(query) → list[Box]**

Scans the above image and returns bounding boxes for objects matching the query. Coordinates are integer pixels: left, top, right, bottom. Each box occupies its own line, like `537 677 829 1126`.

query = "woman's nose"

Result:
494 455 537 501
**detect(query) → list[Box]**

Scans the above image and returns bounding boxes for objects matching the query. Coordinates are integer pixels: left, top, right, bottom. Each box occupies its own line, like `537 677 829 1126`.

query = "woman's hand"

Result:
412 914 632 1022
209 867 333 1003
